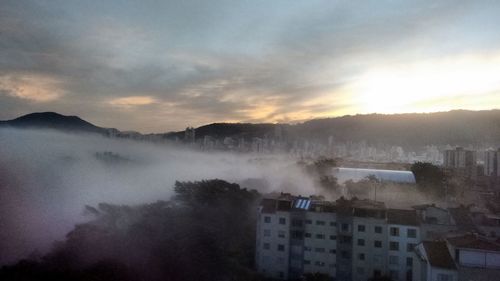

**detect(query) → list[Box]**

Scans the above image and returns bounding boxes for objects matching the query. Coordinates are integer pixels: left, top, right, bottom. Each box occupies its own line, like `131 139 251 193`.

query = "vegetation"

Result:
0 180 262 281
411 162 450 198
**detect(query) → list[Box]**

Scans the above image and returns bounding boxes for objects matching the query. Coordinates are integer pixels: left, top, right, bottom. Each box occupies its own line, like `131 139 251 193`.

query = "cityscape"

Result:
1 1 500 281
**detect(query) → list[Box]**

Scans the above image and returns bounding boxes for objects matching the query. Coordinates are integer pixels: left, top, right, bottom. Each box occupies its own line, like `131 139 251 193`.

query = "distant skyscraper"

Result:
443 147 477 179
485 148 500 177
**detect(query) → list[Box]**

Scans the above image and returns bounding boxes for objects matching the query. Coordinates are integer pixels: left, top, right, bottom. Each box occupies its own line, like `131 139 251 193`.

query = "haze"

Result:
0 128 315 264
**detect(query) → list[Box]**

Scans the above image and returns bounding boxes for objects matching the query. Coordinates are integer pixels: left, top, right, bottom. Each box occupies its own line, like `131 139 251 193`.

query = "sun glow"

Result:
349 54 500 114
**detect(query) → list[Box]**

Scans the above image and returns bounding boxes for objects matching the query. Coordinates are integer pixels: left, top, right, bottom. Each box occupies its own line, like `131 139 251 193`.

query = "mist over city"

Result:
1 1 500 281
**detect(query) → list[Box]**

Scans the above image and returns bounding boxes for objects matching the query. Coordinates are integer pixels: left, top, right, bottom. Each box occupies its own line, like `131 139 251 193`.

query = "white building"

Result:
255 194 423 280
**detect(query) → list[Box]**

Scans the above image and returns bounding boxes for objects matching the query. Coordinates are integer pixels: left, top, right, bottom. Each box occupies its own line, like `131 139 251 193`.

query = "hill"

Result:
0 112 111 135
1 110 500 148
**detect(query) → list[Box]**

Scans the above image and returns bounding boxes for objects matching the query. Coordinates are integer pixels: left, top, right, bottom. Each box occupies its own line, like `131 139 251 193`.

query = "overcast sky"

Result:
1 0 500 132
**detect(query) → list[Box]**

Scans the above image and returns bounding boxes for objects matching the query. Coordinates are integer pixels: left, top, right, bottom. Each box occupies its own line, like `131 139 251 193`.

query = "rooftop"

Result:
387 209 419 226
447 234 500 252
332 167 416 184
422 241 457 270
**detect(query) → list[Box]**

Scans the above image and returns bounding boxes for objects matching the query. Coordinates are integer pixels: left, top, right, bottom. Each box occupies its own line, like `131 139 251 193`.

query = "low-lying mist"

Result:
0 128 316 264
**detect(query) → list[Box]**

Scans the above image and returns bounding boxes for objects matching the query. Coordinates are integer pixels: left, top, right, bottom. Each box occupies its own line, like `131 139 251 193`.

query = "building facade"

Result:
255 195 422 281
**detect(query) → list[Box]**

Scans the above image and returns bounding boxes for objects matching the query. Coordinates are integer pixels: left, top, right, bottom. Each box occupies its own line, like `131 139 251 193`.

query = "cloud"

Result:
0 74 65 102
108 96 157 108
0 0 500 132
0 128 316 264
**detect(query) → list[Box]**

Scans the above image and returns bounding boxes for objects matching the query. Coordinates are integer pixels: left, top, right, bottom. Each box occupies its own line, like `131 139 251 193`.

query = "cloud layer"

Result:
1 0 500 132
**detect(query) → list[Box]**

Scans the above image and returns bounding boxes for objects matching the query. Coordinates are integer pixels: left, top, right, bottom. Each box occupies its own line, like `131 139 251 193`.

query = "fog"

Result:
0 128 316 264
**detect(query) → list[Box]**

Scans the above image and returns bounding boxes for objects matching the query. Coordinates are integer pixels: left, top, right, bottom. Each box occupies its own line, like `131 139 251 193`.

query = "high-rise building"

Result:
485 148 500 177
443 147 477 179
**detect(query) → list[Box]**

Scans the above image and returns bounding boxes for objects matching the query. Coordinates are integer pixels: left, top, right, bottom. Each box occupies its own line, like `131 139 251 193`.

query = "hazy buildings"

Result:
485 148 500 177
443 147 478 179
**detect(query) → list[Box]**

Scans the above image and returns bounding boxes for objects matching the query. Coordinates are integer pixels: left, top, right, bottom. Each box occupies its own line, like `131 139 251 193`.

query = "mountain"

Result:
0 112 112 135
2 110 500 148
167 110 500 148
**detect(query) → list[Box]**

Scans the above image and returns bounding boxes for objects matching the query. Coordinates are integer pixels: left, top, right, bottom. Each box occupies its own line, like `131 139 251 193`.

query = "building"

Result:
443 147 477 179
447 234 500 281
255 194 423 281
387 209 421 281
414 235 500 281
412 204 456 240
484 149 500 177
413 241 458 281
332 168 416 185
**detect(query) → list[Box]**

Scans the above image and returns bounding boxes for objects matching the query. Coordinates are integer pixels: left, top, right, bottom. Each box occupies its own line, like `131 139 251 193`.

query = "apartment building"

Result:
443 147 477 179
255 194 422 281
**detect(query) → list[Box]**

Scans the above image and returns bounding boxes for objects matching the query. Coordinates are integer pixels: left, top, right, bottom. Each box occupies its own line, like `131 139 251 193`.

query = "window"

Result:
330 235 337 240
304 260 311 265
305 219 312 224
389 255 399 265
292 219 303 227
304 246 312 252
278 230 286 238
279 271 284 279
437 273 452 281
375 226 383 233
305 232 312 238
356 267 364 274
329 249 336 254
390 227 400 236
264 216 271 223
341 223 349 232
291 230 303 239
357 239 365 246
315 247 325 253
373 270 381 278
314 261 325 267
340 236 352 244
316 220 325 226
390 242 399 251
341 251 350 259
406 269 413 281
407 228 417 238
277 257 285 264
407 243 416 252
358 224 366 232
330 221 337 227
374 240 382 248
277 244 285 251
315 234 325 239
279 217 286 225
263 243 270 250
263 229 271 237
390 270 399 280
406 257 413 267
358 253 365 261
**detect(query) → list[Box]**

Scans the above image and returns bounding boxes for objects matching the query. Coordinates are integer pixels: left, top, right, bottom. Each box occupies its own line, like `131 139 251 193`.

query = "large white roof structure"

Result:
332 167 416 184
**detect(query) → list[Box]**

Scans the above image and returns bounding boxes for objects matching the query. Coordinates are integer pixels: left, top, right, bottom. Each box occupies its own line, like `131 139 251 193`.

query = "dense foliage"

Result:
0 180 262 281
411 162 449 198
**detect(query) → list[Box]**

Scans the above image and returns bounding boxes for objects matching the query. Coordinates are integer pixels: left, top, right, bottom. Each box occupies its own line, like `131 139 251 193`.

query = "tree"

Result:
411 162 448 197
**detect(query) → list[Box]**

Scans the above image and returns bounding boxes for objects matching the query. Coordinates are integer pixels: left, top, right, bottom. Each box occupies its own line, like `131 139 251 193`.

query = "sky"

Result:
1 0 500 133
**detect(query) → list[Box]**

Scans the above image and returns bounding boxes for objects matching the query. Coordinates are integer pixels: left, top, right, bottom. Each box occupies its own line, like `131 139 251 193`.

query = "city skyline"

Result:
1 1 500 132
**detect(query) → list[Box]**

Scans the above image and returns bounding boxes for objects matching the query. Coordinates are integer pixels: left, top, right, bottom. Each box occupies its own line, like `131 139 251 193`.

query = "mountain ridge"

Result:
1 110 500 148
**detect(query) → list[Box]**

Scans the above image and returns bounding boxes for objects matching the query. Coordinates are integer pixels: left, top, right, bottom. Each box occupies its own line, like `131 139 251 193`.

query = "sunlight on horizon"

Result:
346 53 500 115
